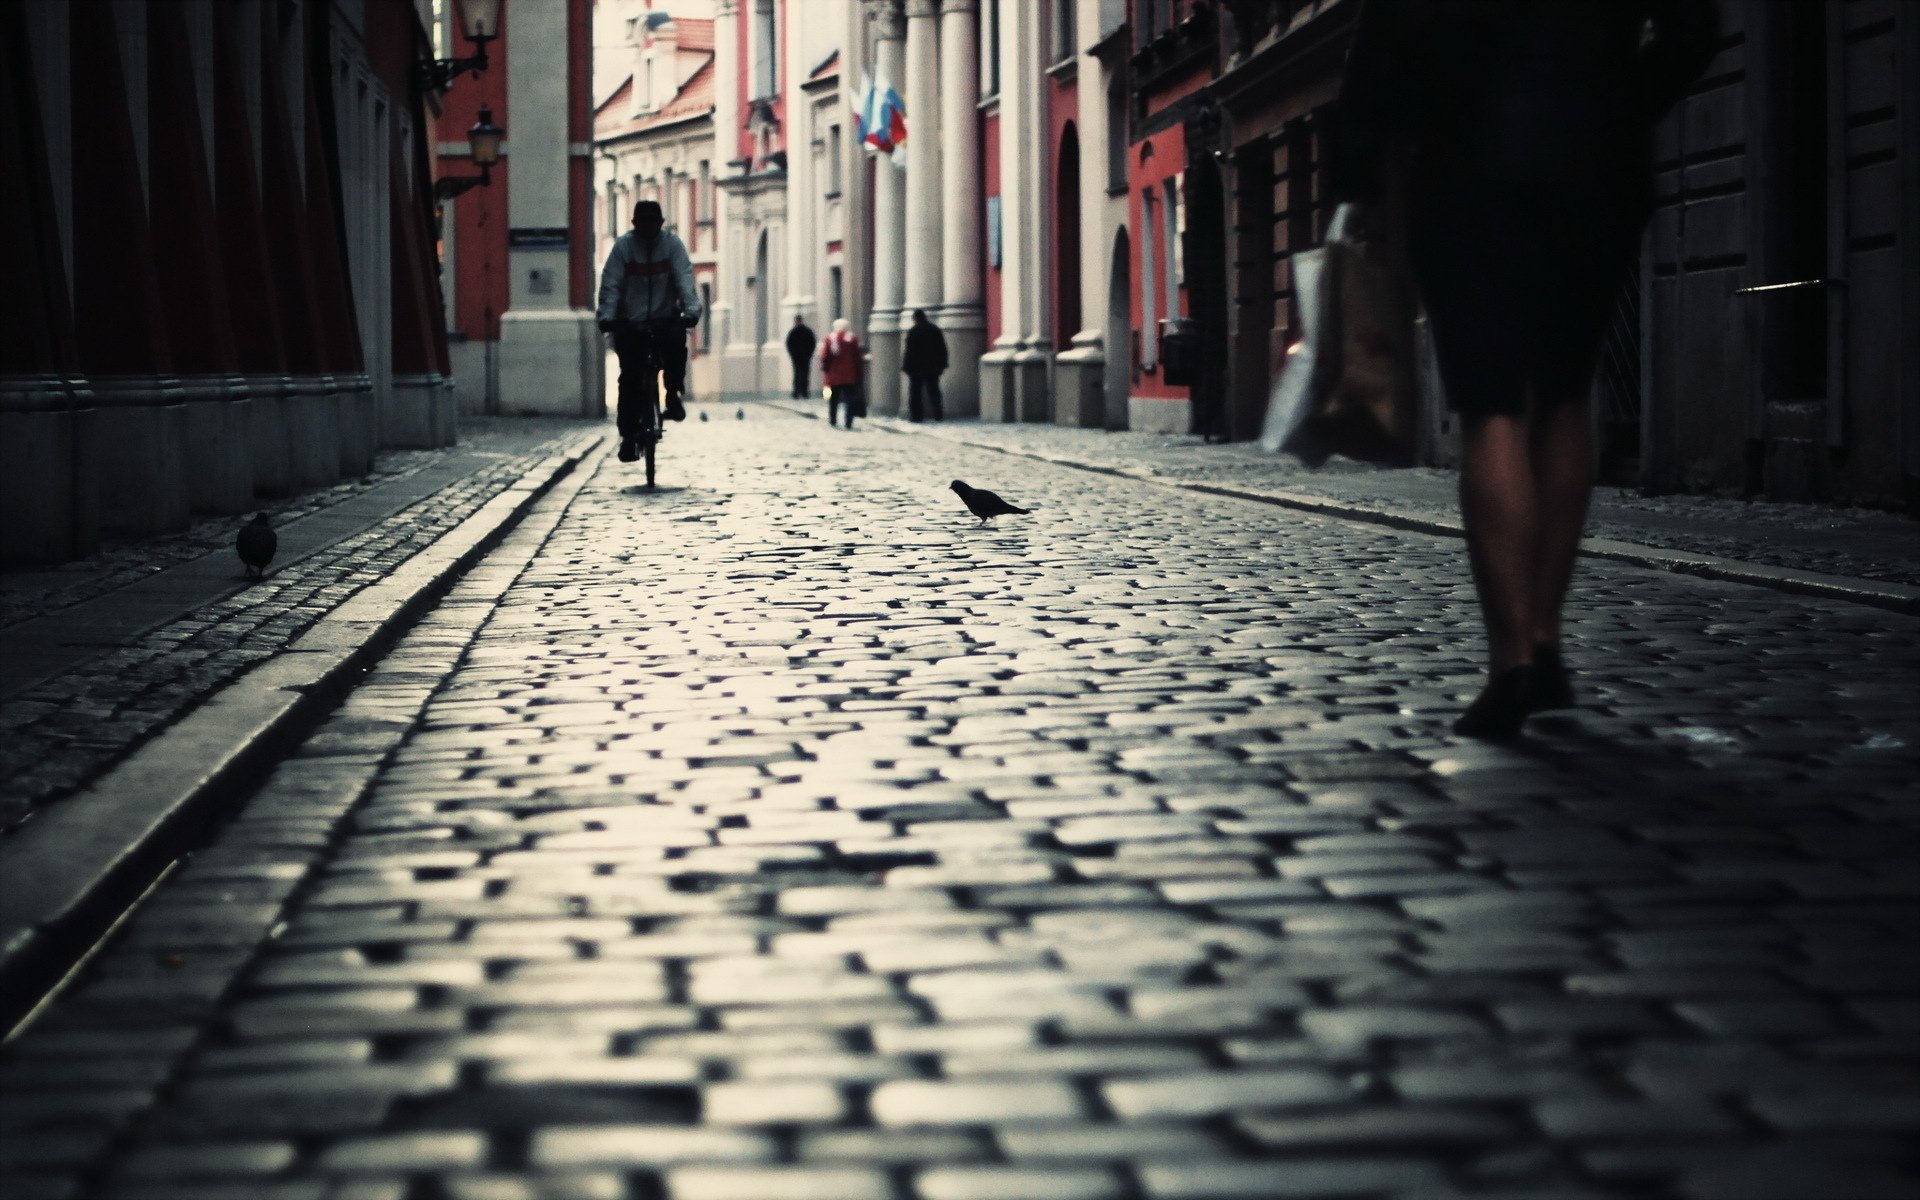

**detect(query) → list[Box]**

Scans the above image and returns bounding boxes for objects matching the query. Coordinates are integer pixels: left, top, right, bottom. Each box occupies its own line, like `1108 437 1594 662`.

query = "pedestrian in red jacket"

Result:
819 318 867 430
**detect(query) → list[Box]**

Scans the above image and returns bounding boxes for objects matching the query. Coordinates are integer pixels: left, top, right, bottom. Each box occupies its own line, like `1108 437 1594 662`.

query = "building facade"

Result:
435 0 601 420
592 3 721 397
1 0 455 567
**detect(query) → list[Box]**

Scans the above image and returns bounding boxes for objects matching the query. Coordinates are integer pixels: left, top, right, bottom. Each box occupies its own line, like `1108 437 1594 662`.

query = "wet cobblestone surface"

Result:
0 420 593 834
3 406 1917 1200
880 417 1920 588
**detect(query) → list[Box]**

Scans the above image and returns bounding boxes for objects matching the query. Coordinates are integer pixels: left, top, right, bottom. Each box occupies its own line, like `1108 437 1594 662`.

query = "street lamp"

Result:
416 0 503 93
435 104 504 200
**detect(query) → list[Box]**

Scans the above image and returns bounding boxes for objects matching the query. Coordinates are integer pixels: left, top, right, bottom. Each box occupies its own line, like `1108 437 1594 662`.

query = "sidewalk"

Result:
790 405 1920 610
0 418 603 836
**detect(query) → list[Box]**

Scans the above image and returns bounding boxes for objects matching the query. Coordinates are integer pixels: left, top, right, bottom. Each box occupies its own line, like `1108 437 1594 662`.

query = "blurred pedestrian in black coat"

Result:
1331 0 1717 736
786 315 817 399
901 309 949 423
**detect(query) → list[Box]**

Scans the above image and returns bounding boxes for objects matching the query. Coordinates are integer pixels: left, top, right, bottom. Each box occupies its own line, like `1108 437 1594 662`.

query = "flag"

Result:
851 70 875 145
862 68 906 156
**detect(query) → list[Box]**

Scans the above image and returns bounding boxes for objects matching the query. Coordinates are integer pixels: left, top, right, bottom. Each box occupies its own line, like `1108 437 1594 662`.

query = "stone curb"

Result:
0 434 609 1032
770 400 1920 617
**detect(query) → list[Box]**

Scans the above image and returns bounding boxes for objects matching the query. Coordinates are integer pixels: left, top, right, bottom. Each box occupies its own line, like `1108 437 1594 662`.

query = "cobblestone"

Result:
1 406 1916 1199
0 419 593 832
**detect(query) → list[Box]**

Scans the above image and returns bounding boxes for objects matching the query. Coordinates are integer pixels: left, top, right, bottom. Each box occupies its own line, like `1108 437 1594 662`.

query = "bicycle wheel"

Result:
643 361 660 488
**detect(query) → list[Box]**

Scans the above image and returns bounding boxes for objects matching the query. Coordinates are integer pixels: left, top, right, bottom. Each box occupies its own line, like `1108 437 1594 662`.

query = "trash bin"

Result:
1158 317 1200 387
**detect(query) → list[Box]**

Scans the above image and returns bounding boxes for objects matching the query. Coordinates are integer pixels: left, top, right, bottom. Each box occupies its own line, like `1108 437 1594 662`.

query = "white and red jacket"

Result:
596 229 700 325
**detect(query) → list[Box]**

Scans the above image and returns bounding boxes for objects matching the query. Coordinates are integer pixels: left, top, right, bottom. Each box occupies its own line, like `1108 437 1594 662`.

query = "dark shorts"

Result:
1409 175 1647 419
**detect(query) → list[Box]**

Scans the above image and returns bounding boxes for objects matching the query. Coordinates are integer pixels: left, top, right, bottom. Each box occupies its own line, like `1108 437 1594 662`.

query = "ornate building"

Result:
592 3 721 397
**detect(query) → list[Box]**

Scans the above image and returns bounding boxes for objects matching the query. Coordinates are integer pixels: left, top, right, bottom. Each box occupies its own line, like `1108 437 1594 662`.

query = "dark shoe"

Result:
665 397 687 422
618 438 638 463
1528 644 1575 712
1453 666 1532 738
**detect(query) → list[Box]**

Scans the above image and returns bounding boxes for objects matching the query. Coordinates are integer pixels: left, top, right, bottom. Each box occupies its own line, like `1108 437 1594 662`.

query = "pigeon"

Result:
736 408 745 420
699 410 709 422
950 479 1031 523
236 513 277 579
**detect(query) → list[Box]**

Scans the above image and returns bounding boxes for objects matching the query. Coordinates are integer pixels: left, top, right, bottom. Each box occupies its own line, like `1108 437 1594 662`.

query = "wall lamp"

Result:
435 105 504 200
416 0 503 94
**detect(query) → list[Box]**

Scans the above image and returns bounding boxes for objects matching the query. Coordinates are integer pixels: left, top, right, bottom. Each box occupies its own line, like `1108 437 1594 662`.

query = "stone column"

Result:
981 0 1048 421
902 0 942 318
710 0 741 362
1053 0 1107 428
864 0 907 415
781 0 815 332
935 0 984 418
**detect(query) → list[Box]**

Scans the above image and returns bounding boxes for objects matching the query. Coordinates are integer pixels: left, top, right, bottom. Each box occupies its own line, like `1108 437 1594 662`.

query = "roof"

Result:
671 18 714 52
593 56 716 139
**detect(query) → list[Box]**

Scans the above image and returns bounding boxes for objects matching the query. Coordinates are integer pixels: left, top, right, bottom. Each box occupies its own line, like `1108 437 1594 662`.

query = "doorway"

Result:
1106 227 1131 430
1056 123 1082 349
1182 148 1229 440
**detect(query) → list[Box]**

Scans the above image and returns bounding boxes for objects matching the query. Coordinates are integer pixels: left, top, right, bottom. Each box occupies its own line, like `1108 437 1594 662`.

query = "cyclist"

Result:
597 199 702 463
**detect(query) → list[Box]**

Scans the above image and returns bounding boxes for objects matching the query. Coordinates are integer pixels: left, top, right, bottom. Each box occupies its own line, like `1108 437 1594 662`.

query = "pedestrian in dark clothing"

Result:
901 309 948 423
820 318 866 429
786 315 817 398
1331 0 1717 737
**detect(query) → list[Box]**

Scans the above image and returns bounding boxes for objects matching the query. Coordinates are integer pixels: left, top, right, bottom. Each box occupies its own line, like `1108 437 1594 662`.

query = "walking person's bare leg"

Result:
1525 395 1593 649
1455 411 1539 736
1459 412 1538 673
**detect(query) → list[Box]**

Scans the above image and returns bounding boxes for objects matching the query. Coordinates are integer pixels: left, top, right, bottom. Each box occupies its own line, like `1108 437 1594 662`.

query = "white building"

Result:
592 1 722 397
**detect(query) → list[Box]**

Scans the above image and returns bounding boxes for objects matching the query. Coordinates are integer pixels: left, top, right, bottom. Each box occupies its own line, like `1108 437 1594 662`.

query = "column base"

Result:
336 373 377 475
181 376 254 514
246 374 296 497
387 373 450 450
979 348 1016 423
1053 341 1106 430
930 305 986 419
498 309 601 417
0 377 97 565
448 340 492 417
1012 345 1052 424
87 376 191 536
868 307 905 417
289 375 343 489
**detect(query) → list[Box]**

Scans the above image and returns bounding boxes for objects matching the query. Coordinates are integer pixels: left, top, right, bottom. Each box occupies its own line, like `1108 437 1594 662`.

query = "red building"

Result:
434 0 601 419
1 0 454 565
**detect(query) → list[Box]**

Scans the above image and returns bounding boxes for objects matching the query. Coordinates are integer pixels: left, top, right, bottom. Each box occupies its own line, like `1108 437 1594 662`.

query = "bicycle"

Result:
610 318 679 489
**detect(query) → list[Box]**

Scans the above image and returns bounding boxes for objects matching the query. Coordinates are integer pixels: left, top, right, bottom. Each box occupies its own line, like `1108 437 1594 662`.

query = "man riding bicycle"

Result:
597 199 702 463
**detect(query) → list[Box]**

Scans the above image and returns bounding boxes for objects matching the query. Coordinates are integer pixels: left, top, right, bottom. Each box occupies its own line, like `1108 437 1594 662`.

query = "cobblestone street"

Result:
3 406 1917 1200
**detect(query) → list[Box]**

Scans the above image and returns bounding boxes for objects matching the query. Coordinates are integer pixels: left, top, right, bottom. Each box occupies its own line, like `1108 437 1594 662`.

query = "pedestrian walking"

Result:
1331 0 1717 736
596 200 702 463
901 308 948 423
786 315 817 399
820 318 866 430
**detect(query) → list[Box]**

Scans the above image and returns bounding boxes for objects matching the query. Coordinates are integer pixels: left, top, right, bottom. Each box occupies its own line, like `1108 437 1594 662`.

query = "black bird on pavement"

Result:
950 479 1032 524
237 513 277 580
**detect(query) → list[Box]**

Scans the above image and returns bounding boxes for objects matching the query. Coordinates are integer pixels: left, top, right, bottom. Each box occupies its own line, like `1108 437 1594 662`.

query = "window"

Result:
1162 175 1182 313
752 0 778 99
827 124 843 194
699 283 713 350
987 195 1003 269
1140 188 1158 367
697 160 710 219
829 266 844 322
643 58 655 110
983 0 1001 96
1106 73 1128 194
1054 0 1076 62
